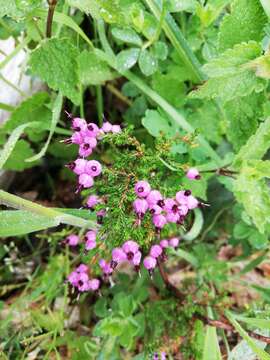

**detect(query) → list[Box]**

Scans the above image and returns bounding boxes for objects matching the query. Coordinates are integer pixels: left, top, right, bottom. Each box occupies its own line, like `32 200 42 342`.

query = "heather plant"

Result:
1 0 270 359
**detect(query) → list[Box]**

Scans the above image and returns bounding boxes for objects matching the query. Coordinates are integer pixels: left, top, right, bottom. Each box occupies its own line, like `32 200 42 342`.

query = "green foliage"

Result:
29 38 80 105
190 42 266 102
218 0 267 52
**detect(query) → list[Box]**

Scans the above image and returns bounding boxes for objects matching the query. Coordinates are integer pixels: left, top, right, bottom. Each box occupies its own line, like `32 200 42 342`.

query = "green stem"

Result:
96 85 103 126
0 190 96 229
143 0 205 82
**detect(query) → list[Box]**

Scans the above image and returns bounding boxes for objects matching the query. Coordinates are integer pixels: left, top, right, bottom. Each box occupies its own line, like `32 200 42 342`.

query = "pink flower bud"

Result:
77 272 90 292
79 143 93 157
122 241 139 257
84 136 98 149
149 204 163 215
186 168 201 180
111 124 121 133
150 244 163 258
76 264 88 273
187 195 199 209
68 271 79 286
169 237 180 248
175 190 191 205
71 131 84 144
101 121 112 133
85 230 96 242
133 198 148 217
85 160 102 177
86 195 101 209
78 174 94 188
143 256 157 270
66 234 79 246
160 239 169 248
72 117 87 132
134 181 151 198
112 247 127 263
146 190 163 206
85 123 99 137
133 251 142 266
152 214 167 229
164 198 177 212
71 158 87 175
166 211 180 223
85 239 96 250
88 278 100 291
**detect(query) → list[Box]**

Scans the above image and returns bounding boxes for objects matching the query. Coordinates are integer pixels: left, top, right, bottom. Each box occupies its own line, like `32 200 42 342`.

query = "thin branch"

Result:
157 260 185 301
46 0 58 38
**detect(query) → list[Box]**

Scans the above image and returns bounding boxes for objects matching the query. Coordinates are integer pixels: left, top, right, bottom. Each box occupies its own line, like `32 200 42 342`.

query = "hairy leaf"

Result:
4 139 37 171
218 0 267 52
29 38 80 105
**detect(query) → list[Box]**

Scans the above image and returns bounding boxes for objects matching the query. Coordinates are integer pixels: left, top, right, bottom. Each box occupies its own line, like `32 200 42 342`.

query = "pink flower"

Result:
169 237 180 248
101 121 112 133
149 204 163 215
186 168 201 180
85 123 99 137
99 259 113 275
175 190 191 205
88 278 100 291
111 247 127 267
187 195 199 209
71 117 87 132
166 211 180 223
143 256 157 270
160 239 169 248
133 251 142 266
76 264 88 273
111 125 121 133
68 271 79 286
84 136 98 149
164 198 177 212
146 190 163 206
150 245 163 258
69 158 86 175
122 240 139 260
66 234 79 246
79 143 93 157
152 214 167 229
85 160 102 177
77 272 90 292
71 131 84 144
86 195 101 209
133 198 148 218
134 181 151 198
85 239 96 251
178 204 189 216
78 174 94 188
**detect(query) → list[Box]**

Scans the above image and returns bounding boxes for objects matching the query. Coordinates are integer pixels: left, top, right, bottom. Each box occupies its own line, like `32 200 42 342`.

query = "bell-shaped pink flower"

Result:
133 198 148 218
143 256 157 270
78 174 94 188
186 168 200 180
150 244 163 258
152 214 167 229
85 160 102 177
146 190 163 206
134 181 151 198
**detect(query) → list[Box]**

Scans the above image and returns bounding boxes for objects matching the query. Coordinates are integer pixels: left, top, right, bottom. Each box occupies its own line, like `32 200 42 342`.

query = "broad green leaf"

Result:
0 210 58 237
138 49 158 76
224 93 264 151
116 48 140 72
111 27 142 46
247 54 270 79
190 42 266 102
153 41 168 60
4 140 37 171
152 70 186 108
94 317 123 337
203 326 222 360
234 118 270 168
0 0 20 18
29 38 80 105
233 160 270 233
218 0 267 52
26 93 63 162
77 50 115 85
142 109 174 137
66 0 100 17
189 70 265 102
226 311 270 360
3 92 51 132
203 42 262 78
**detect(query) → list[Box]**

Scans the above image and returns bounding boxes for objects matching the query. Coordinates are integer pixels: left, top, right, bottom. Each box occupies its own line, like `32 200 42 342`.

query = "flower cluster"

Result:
133 180 200 231
65 117 121 192
64 230 97 253
67 264 100 292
